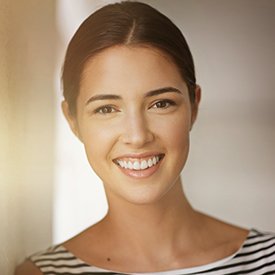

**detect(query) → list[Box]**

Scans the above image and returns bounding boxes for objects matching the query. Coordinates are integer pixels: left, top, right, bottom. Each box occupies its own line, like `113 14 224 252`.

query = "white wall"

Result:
0 0 56 273
54 0 275 244
53 0 114 244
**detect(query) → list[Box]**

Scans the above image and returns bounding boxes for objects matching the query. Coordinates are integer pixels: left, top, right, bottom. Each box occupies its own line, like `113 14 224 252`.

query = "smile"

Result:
114 154 164 171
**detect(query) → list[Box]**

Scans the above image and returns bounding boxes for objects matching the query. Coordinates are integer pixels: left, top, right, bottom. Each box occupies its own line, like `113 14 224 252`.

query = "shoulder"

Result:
14 260 42 275
243 228 275 252
229 228 275 272
15 245 69 275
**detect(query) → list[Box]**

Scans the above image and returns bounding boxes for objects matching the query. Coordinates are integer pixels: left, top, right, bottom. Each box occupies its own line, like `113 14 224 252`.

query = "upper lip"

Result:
113 152 165 160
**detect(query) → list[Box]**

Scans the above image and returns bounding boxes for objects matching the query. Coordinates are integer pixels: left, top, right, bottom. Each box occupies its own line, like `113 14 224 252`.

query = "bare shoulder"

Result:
200 212 249 245
63 220 107 252
62 220 112 267
14 260 42 275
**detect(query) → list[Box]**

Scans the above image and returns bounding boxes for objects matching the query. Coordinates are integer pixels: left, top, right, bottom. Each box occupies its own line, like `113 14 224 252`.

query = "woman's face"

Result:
64 46 199 205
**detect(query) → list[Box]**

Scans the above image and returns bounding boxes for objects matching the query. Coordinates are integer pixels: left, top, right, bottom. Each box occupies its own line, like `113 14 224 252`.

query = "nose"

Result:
120 111 154 147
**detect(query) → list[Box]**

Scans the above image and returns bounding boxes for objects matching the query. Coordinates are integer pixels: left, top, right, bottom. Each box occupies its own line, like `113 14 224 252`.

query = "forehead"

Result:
79 45 186 97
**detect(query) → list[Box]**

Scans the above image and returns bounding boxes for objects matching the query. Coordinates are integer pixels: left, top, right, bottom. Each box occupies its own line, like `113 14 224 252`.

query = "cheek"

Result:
155 114 191 173
153 113 191 149
80 122 119 161
167 124 190 161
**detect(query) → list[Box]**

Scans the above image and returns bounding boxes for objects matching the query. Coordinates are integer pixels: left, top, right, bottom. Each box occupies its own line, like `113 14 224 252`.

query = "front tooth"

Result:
133 161 140 170
141 160 148 169
118 155 162 170
127 161 133 169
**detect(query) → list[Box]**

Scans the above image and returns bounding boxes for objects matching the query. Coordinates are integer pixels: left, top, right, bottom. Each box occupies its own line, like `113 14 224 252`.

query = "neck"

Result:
101 180 202 258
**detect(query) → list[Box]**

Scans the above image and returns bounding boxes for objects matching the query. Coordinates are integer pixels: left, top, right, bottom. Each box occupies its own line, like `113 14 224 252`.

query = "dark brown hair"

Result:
62 1 196 115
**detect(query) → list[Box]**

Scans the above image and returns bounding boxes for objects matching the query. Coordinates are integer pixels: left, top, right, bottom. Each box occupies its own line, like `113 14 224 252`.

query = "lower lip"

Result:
116 159 163 179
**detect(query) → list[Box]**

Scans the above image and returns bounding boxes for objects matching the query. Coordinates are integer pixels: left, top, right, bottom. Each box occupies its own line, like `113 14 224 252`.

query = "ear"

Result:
61 100 82 141
190 85 201 130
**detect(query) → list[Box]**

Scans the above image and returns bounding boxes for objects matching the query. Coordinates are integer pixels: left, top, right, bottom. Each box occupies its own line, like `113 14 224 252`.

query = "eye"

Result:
151 99 176 109
94 105 117 114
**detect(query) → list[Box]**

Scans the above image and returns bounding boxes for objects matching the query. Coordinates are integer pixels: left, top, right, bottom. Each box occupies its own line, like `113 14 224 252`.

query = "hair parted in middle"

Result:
62 1 196 116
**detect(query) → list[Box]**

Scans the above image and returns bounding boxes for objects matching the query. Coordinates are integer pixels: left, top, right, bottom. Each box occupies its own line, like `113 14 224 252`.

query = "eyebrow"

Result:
145 87 182 97
85 86 182 105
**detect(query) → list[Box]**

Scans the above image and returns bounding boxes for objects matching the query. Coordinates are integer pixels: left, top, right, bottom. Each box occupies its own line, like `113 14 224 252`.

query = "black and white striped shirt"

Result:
30 229 275 274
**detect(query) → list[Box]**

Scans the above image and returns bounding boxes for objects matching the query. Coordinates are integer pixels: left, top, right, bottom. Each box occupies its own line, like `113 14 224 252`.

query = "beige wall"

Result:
0 0 56 273
0 1 20 274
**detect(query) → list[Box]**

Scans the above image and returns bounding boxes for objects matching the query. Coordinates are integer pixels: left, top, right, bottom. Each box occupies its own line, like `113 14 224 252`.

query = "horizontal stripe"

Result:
224 259 275 275
236 242 275 257
43 272 122 275
29 229 275 275
243 236 275 248
33 256 77 263
194 250 275 274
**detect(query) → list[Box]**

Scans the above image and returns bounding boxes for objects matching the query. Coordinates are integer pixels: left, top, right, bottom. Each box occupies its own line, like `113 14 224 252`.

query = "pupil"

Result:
157 101 166 108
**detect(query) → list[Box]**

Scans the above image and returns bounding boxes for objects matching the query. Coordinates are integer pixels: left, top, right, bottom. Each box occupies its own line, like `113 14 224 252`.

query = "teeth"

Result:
118 160 124 168
133 161 140 170
140 160 148 169
127 161 133 169
116 155 162 170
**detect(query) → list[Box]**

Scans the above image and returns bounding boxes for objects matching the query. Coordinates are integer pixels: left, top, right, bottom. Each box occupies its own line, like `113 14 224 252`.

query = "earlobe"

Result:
61 101 82 141
190 85 201 130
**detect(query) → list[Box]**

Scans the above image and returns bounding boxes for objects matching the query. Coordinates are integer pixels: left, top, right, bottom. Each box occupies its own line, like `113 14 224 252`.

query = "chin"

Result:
105 179 181 206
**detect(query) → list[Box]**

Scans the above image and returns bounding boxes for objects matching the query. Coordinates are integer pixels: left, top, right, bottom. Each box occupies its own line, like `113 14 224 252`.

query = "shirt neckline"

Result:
59 228 255 275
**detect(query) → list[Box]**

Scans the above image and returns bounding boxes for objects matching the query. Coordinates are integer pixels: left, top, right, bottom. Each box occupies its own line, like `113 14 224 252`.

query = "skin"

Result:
69 45 196 206
15 45 248 274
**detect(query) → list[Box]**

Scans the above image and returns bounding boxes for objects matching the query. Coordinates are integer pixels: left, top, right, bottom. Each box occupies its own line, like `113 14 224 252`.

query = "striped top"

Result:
30 229 275 275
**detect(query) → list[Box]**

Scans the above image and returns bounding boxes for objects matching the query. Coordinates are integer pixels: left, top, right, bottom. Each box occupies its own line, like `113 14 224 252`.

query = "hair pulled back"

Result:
62 1 196 116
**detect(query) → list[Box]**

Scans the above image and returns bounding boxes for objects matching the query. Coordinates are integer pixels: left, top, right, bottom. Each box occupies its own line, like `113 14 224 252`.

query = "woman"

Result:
16 1 275 274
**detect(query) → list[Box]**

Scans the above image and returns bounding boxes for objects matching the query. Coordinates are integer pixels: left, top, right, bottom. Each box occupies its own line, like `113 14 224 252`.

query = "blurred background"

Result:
1 0 274 274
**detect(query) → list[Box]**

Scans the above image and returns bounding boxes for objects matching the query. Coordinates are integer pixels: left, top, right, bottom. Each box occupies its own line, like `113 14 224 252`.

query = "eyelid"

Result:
150 99 176 109
94 104 119 114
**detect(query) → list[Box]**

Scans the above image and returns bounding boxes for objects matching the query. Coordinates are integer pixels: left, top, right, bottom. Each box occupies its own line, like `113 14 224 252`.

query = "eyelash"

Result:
94 105 118 114
94 99 176 115
150 99 176 109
